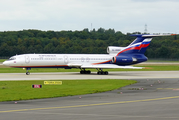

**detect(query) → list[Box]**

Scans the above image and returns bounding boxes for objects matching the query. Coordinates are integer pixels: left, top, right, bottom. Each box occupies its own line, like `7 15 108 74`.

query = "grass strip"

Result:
0 59 6 62
0 79 136 102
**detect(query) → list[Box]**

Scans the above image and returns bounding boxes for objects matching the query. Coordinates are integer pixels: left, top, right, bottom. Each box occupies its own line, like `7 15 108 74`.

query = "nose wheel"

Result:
26 72 30 75
26 68 31 75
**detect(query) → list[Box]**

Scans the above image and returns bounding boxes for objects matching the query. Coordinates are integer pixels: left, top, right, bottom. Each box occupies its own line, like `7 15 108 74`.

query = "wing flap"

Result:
67 63 82 67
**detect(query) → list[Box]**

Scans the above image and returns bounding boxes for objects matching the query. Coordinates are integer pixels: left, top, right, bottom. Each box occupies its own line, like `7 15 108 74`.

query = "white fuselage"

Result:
3 54 113 68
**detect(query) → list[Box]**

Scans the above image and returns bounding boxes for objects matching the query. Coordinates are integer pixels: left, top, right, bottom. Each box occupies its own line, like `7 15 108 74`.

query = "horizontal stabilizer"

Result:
131 34 177 38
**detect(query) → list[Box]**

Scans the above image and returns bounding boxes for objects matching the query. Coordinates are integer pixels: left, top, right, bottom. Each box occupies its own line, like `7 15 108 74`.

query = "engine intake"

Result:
107 46 125 54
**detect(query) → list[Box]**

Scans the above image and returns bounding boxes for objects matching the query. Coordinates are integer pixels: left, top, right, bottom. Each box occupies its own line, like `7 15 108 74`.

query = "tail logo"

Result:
116 37 152 56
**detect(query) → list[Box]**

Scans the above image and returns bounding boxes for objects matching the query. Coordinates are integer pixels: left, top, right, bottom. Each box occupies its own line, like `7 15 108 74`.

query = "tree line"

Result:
0 28 178 59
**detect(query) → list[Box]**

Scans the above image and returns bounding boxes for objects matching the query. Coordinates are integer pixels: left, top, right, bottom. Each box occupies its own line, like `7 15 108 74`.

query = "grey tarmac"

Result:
0 71 179 81
0 71 179 120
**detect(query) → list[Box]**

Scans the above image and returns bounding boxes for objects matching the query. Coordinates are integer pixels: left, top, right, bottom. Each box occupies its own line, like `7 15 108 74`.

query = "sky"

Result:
0 0 179 34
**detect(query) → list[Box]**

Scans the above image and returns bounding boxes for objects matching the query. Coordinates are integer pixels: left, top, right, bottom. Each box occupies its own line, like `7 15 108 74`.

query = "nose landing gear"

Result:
79 68 109 75
26 68 31 75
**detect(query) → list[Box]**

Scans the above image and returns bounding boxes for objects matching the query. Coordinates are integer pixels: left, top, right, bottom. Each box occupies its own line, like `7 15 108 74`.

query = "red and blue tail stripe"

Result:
116 35 152 56
138 38 152 54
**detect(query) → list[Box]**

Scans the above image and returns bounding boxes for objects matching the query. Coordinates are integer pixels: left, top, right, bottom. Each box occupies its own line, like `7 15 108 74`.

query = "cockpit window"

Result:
9 57 16 60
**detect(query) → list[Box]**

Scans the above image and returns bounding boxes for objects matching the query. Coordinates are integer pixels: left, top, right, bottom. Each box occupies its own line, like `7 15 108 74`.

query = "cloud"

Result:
0 0 179 33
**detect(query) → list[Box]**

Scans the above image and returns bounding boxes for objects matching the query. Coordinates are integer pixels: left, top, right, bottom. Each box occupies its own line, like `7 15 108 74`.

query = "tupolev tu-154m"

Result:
3 34 176 75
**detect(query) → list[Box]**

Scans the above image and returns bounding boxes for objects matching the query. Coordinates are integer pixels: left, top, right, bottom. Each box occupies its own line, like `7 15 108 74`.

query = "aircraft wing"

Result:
81 64 143 69
67 63 82 67
67 63 143 69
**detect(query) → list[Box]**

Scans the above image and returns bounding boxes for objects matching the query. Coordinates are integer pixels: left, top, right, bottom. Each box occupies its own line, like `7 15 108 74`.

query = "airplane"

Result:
3 34 176 75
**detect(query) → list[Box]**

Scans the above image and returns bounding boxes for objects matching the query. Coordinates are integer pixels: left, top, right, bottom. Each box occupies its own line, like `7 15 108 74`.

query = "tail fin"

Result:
116 34 176 56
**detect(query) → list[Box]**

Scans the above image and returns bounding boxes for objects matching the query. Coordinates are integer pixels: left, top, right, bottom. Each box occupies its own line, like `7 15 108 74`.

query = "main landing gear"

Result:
80 69 91 74
96 68 108 75
80 68 108 75
26 68 31 75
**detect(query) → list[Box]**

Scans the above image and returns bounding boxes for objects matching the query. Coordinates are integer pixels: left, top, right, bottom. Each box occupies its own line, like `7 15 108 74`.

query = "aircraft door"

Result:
25 55 30 64
63 55 68 64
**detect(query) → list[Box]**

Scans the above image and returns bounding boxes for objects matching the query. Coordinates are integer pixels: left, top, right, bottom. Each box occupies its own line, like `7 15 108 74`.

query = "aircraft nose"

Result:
2 61 9 66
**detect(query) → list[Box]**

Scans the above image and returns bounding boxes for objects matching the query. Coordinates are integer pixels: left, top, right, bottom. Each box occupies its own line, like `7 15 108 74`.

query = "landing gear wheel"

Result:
26 72 30 75
104 71 108 75
80 69 91 74
26 68 31 75
96 69 108 75
87 70 91 74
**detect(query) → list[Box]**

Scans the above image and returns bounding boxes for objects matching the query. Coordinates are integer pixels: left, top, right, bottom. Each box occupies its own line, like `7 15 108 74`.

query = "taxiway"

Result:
0 71 179 80
0 71 179 120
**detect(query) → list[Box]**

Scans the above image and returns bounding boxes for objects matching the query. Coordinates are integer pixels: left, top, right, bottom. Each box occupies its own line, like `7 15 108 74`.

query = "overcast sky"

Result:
0 0 179 34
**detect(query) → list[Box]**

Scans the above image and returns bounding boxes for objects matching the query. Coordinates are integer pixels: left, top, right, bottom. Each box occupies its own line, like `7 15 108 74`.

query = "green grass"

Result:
0 59 6 62
147 59 179 62
0 79 136 102
140 65 179 71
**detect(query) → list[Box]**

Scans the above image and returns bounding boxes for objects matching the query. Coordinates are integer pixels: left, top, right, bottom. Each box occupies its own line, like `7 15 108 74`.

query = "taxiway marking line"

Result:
0 96 179 113
157 88 179 90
